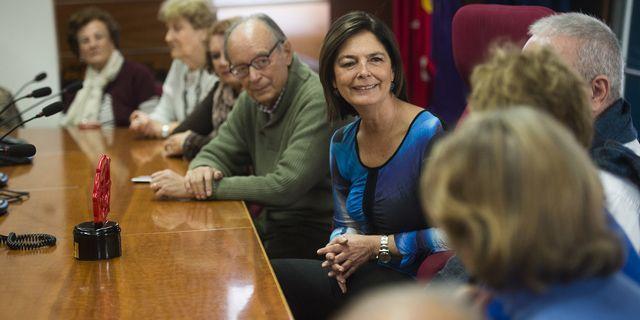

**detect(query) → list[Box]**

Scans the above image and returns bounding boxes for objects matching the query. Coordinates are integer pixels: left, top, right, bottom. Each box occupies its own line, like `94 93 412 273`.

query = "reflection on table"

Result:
0 128 291 319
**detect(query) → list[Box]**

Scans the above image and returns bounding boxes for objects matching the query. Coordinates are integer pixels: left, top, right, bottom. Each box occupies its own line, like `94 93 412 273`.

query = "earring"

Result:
390 82 396 92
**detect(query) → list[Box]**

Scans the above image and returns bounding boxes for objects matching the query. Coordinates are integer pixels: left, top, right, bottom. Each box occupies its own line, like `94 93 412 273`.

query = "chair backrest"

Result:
452 4 555 88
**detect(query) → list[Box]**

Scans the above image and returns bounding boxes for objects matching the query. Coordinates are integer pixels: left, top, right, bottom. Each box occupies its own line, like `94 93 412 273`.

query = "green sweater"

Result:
190 55 334 224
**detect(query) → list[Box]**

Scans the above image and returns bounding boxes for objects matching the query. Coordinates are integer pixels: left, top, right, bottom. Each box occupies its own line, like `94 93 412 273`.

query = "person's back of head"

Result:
335 283 481 320
469 45 593 148
421 107 623 292
527 12 622 114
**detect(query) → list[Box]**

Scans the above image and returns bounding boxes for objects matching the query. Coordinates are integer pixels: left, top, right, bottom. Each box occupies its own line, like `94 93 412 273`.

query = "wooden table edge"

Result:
240 201 294 319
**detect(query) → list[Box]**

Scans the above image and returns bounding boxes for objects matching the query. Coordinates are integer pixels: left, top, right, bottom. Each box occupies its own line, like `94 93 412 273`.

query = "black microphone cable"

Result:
0 175 55 251
0 187 55 251
0 232 56 250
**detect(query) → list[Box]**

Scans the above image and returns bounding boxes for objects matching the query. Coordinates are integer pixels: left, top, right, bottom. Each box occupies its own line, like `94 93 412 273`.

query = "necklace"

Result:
181 69 203 119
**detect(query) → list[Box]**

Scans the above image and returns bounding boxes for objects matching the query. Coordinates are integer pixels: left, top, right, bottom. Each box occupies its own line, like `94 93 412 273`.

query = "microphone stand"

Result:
0 96 53 128
0 82 82 128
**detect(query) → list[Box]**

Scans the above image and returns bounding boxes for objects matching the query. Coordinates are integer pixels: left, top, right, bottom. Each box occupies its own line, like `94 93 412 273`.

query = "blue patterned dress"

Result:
329 110 448 276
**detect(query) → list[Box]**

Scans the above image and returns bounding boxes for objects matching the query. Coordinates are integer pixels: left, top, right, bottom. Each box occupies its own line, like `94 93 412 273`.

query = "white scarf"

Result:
61 50 124 126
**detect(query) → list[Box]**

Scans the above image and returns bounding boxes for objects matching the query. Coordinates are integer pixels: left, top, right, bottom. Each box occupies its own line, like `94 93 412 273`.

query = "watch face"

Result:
379 251 391 263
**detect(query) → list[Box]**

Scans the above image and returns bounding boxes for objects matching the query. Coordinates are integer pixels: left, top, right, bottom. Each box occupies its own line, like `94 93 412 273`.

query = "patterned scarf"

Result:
61 50 124 126
210 83 237 138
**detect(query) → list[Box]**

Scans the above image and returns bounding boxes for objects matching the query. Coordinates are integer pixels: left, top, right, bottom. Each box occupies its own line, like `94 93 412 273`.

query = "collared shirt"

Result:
257 89 285 115
593 98 638 148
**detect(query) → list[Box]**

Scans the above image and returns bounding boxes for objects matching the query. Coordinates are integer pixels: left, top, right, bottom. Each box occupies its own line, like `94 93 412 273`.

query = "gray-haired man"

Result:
524 12 640 253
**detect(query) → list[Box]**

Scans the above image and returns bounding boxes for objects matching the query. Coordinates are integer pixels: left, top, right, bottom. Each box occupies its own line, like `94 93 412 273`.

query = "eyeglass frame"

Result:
229 40 283 78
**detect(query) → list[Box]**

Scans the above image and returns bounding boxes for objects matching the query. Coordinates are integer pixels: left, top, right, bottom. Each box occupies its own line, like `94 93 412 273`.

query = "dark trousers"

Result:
256 215 330 260
271 259 413 320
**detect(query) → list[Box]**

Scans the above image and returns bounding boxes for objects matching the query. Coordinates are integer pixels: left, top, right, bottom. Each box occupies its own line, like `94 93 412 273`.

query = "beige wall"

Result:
216 0 330 66
0 0 62 128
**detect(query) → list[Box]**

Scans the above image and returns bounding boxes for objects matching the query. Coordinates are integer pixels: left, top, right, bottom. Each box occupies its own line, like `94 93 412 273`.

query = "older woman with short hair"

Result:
129 0 216 138
149 17 245 197
421 107 640 319
62 6 158 128
161 16 243 159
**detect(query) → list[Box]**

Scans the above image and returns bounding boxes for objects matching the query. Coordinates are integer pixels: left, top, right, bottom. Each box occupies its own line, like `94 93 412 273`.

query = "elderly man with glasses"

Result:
152 13 337 259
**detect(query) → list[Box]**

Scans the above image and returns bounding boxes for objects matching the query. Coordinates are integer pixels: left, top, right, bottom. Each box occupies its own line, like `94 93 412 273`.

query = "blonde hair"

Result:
158 0 215 30
421 107 623 291
469 45 593 148
336 283 481 320
209 16 241 37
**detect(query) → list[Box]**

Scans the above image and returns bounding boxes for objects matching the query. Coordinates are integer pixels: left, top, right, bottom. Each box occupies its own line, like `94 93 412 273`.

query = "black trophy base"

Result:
73 221 121 260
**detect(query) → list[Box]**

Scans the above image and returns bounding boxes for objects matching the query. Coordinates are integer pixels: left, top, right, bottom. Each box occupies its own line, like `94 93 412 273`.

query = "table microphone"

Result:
35 72 47 81
0 86 52 117
0 101 64 141
0 144 36 157
12 72 47 99
0 81 82 128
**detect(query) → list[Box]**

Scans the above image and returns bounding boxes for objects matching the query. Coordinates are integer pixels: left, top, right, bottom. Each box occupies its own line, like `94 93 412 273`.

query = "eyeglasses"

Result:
229 40 282 78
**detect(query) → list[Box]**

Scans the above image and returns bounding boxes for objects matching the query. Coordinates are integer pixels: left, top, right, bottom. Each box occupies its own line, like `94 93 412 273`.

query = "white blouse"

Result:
149 59 217 124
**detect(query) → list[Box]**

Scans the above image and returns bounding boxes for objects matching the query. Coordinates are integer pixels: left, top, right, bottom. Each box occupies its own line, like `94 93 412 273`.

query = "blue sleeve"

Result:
329 135 361 241
395 228 449 267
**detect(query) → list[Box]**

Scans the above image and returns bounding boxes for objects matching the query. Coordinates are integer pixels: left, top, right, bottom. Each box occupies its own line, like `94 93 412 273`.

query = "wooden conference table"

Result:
0 128 292 319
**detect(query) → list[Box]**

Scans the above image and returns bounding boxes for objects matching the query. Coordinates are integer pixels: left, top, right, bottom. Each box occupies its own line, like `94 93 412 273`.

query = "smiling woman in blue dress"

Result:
271 11 447 320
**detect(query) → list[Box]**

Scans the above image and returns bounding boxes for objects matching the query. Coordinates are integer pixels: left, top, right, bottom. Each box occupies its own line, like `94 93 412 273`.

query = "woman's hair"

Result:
421 107 623 291
158 0 215 30
205 16 242 73
209 16 241 37
469 45 593 148
336 283 481 320
67 7 120 57
319 11 407 121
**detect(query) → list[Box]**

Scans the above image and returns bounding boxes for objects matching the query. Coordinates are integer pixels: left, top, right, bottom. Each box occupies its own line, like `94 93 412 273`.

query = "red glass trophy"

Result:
73 154 121 260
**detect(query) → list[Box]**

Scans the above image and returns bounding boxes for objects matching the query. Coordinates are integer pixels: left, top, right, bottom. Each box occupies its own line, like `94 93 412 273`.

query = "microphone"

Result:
37 102 64 117
0 81 82 128
29 87 52 98
34 72 47 82
0 101 64 142
12 72 47 100
0 144 36 157
0 86 52 117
